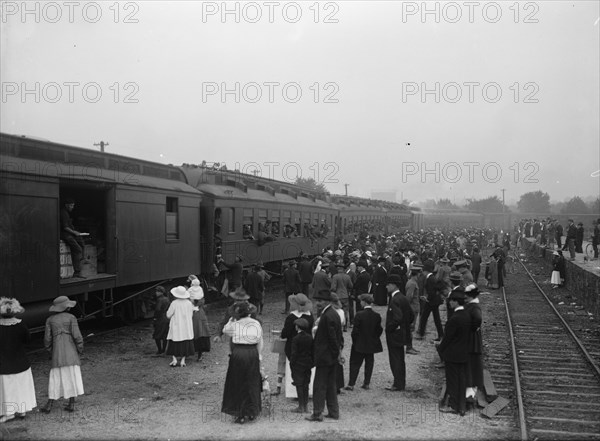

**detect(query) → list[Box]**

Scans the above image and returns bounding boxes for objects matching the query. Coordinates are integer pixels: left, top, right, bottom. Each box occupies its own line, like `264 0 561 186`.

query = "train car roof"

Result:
1 133 201 194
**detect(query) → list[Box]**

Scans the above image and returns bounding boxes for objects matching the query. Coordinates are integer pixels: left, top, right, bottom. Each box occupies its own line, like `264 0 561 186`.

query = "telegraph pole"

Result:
344 183 349 196
94 141 109 152
501 188 506 231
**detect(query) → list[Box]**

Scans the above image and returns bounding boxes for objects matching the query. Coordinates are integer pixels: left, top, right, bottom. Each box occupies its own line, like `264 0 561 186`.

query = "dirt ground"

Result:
2 288 518 441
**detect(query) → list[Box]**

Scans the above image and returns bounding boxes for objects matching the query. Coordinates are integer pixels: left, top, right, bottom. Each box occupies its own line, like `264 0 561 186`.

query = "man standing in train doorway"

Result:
60 198 85 278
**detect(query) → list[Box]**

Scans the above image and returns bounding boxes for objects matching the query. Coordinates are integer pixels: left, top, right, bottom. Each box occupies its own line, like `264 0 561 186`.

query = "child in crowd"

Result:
41 296 84 413
289 318 313 414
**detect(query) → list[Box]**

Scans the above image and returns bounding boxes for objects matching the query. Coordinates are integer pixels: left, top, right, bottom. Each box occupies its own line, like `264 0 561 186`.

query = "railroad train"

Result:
0 133 483 328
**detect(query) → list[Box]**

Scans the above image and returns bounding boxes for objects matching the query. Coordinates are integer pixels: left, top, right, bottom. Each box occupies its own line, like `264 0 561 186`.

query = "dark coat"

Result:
437 307 470 363
464 302 482 354
389 265 407 294
425 273 444 307
290 331 314 370
298 260 314 284
385 291 414 348
470 253 482 274
351 307 383 354
283 267 302 294
311 270 331 295
566 224 577 240
244 271 264 302
281 312 314 360
371 265 388 306
0 320 31 374
313 305 343 367
354 270 371 297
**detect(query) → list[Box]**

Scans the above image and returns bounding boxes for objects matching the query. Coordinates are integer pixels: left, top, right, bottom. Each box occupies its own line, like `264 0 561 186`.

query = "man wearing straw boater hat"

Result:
306 289 343 422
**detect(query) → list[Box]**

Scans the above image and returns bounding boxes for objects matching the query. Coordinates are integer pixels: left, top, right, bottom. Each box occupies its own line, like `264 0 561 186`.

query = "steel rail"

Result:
501 285 528 441
516 252 600 379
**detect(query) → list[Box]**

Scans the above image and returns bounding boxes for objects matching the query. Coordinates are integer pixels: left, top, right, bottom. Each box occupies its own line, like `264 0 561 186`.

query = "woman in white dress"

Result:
165 286 195 367
0 298 37 423
41 296 84 413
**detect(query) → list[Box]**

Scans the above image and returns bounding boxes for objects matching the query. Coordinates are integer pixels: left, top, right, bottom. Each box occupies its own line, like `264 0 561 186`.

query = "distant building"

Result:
371 190 397 203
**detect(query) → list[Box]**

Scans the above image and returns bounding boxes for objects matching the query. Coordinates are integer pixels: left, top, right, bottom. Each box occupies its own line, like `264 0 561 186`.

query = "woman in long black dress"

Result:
221 302 263 424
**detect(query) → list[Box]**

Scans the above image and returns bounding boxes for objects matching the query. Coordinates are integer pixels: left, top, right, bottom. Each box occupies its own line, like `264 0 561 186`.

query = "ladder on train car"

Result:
101 288 115 318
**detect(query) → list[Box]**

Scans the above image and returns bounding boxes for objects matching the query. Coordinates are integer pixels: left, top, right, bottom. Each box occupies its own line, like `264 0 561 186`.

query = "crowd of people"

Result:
206 226 503 422
517 217 600 260
2 222 550 425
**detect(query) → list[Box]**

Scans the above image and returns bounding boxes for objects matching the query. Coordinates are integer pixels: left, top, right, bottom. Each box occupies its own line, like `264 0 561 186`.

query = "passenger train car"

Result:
0 133 479 327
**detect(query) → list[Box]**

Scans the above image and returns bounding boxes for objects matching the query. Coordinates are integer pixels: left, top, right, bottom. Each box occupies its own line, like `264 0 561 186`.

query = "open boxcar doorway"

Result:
59 180 116 278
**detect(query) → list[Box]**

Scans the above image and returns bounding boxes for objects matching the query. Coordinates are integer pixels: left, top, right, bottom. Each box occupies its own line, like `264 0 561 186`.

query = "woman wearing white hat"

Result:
0 298 37 423
165 286 195 367
188 278 211 361
41 296 84 413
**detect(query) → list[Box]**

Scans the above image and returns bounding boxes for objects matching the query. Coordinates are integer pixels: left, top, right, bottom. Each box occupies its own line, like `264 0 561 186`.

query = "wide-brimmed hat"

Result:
357 260 368 269
449 289 466 301
454 260 467 267
449 271 462 282
464 284 480 297
313 289 332 301
170 286 190 299
49 296 76 312
289 293 312 312
439 257 450 263
386 274 403 286
229 287 250 301
0 297 24 316
188 279 204 300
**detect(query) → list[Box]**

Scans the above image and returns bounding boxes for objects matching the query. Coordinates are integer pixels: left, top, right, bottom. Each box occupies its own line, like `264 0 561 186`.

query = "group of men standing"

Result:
277 238 486 420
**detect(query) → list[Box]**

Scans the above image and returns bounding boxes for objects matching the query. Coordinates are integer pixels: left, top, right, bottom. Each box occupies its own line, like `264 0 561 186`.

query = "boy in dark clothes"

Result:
290 318 313 414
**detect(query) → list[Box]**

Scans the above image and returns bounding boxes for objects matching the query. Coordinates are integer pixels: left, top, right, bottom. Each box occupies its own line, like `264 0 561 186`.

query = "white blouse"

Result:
223 316 263 354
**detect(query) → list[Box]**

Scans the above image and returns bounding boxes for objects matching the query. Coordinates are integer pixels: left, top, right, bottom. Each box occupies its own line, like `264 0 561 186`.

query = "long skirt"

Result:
166 340 195 357
48 365 84 400
285 359 315 398
221 344 262 418
0 368 37 417
550 271 562 285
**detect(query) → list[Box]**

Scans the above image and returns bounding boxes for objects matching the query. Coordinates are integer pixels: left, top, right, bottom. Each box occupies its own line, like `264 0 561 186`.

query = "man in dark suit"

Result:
345 294 383 391
470 248 482 284
311 262 331 299
371 257 388 306
243 264 264 314
298 255 314 295
436 288 470 416
306 289 343 422
282 260 302 314
352 260 371 324
384 274 414 392
464 284 484 405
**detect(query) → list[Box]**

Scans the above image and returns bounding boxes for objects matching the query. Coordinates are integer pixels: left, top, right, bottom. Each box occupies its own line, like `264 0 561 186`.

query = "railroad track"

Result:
482 251 600 440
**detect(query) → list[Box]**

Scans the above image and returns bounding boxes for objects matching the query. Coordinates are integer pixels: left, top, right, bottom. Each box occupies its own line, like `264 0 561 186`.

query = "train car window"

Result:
270 210 280 236
293 212 301 236
228 208 236 233
214 208 222 238
243 209 254 239
302 213 311 237
166 197 179 241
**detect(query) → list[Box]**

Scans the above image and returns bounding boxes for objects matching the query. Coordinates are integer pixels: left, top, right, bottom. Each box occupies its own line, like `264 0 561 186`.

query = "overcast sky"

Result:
1 1 599 205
